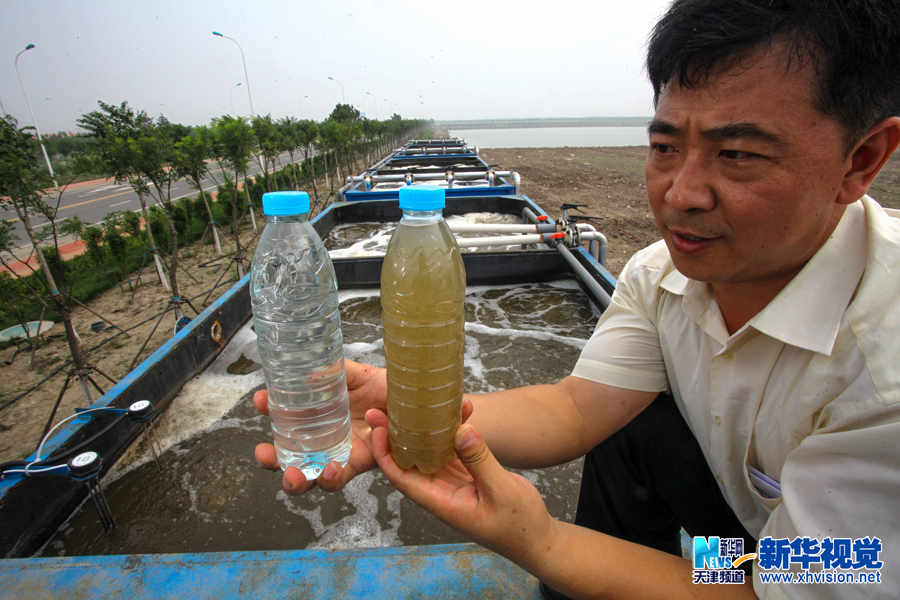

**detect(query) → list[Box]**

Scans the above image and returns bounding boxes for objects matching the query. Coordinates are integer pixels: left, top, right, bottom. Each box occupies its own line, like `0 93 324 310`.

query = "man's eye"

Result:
719 149 760 160
651 143 677 154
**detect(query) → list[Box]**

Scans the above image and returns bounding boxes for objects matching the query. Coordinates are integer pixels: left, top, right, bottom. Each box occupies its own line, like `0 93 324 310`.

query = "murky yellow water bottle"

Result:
381 186 466 473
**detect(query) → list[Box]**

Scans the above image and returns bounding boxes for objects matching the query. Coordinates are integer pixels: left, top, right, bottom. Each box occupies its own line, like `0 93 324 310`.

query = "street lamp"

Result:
365 91 379 120
212 31 255 115
14 43 58 189
230 82 242 115
327 76 345 104
212 31 259 233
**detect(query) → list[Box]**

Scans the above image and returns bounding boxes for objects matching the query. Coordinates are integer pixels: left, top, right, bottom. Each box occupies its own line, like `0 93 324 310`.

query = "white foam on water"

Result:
462 328 491 392
328 223 395 258
183 471 215 524
106 321 265 482
338 288 380 302
327 212 534 258
275 471 402 549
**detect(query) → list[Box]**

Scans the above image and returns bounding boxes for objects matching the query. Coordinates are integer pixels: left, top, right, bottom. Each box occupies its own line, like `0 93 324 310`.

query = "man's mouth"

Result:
668 228 720 253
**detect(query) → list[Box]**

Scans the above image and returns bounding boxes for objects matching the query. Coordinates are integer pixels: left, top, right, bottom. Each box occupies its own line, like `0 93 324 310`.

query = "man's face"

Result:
645 43 853 294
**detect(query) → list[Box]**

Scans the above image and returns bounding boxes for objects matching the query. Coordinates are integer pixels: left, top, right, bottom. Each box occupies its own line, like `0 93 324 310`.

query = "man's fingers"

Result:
256 444 314 494
282 466 314 495
252 389 269 416
254 443 279 470
454 423 505 498
345 359 383 390
461 397 473 423
365 408 389 430
316 459 357 492
370 421 404 482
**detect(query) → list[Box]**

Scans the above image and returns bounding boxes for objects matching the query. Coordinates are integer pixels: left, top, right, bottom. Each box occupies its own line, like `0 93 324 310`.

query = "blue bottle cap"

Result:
399 186 445 211
262 191 310 215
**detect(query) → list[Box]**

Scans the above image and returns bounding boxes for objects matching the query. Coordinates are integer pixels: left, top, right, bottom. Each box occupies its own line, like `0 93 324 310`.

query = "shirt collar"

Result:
659 199 867 354
750 200 865 355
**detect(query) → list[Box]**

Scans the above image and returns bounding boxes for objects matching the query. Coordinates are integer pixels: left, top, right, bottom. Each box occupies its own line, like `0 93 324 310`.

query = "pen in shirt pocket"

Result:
748 465 782 499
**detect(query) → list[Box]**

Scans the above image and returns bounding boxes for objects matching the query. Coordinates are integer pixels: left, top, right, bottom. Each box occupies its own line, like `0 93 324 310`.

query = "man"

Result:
255 1 900 597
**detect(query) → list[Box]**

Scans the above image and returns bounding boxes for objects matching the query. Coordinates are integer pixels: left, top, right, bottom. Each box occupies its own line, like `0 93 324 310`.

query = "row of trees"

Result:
1 102 426 408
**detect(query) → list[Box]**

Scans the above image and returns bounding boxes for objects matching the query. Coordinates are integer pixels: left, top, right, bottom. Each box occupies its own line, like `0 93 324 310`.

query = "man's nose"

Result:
664 155 716 212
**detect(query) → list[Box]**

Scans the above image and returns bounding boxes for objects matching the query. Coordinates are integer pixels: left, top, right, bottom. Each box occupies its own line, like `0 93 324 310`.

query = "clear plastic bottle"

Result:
381 186 466 473
250 191 351 479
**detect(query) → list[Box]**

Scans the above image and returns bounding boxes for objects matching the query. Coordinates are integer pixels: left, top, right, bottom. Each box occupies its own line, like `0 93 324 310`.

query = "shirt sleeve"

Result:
752 388 900 599
571 252 669 393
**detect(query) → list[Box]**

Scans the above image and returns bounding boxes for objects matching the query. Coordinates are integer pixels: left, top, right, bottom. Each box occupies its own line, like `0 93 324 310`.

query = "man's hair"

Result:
646 0 900 152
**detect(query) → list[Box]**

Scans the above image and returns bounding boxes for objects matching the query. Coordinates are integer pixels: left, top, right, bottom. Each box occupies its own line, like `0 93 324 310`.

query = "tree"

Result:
77 101 170 289
328 103 361 123
277 117 301 190
211 115 256 276
173 126 222 255
251 114 281 192
129 123 194 324
317 119 341 194
0 115 108 402
296 120 320 205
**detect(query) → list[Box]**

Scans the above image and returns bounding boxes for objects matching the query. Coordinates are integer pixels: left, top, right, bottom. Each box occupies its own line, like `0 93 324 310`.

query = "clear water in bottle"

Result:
381 186 466 473
250 191 351 479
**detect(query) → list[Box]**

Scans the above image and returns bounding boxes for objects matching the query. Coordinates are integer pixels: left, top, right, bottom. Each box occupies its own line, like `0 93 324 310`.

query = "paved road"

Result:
1 150 309 252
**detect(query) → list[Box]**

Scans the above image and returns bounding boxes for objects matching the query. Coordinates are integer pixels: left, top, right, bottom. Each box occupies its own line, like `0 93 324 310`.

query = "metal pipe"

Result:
455 233 562 248
344 170 515 184
556 244 612 310
521 206 611 307
448 222 557 234
521 207 542 224
578 231 608 265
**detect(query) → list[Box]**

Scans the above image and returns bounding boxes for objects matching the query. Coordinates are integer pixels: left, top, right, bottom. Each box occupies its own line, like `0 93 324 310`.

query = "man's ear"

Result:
839 116 900 204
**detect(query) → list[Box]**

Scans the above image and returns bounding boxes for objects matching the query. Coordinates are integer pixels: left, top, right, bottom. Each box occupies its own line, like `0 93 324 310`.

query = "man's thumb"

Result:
455 424 504 495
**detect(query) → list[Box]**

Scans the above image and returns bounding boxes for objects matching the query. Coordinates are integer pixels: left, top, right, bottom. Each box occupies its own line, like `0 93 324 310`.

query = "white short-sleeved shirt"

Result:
572 196 900 599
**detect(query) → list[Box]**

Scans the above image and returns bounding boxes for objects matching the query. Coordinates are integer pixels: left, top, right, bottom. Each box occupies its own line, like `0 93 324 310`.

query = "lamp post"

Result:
365 91 379 120
230 81 242 115
302 94 311 117
212 31 258 233
212 31 255 115
327 76 345 104
14 43 58 189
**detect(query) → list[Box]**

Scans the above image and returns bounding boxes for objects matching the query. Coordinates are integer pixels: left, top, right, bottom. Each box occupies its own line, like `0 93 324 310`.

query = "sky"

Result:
0 0 673 134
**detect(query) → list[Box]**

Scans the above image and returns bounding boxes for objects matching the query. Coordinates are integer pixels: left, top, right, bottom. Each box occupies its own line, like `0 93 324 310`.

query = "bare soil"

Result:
2 146 899 463
0 226 261 463
481 146 656 275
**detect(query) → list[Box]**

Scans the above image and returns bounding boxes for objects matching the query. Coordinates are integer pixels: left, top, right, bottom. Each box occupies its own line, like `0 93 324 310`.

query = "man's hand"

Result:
365 407 558 572
254 358 473 495
253 358 388 494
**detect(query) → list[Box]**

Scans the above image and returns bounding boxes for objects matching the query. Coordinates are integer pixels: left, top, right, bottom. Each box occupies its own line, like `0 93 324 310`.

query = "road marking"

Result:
110 200 132 208
4 188 134 224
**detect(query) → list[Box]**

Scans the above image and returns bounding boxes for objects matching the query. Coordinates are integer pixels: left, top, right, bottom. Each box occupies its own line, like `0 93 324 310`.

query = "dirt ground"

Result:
0 225 262 463
481 146 656 275
2 145 900 463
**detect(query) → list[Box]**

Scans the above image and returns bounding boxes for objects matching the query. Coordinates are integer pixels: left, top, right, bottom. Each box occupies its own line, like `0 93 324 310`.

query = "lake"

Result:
447 126 649 149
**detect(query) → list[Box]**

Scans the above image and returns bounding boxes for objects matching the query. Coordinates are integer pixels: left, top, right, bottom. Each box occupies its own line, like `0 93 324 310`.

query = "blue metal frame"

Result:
340 146 519 201
0 543 543 599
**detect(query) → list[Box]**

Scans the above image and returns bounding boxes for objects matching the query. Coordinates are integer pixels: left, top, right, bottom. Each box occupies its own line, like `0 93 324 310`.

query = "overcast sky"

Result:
1 0 673 133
